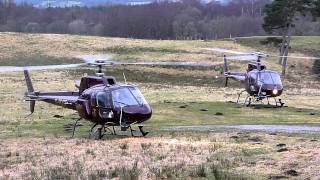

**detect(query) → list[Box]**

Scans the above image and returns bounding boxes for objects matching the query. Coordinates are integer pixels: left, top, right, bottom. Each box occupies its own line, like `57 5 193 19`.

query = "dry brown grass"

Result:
0 135 218 179
0 132 319 179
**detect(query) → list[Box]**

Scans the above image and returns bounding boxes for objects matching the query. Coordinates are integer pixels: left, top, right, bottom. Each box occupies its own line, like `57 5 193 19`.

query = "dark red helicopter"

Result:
0 55 221 139
205 48 320 107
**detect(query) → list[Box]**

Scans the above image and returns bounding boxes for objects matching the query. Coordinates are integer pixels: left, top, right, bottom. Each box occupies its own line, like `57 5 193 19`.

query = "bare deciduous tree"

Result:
68 19 87 34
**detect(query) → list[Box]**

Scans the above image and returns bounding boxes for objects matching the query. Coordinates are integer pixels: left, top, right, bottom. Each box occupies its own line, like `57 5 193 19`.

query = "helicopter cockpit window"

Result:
96 92 110 108
91 93 97 106
112 87 147 107
258 72 282 85
249 72 257 84
129 87 147 105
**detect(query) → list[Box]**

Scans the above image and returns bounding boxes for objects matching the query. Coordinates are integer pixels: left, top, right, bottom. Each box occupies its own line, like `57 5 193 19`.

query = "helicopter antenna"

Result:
257 55 262 71
123 72 127 84
97 64 103 73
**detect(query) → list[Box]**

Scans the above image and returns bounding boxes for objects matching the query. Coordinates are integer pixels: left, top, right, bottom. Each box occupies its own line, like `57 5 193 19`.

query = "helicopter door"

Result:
96 91 113 119
247 72 258 92
76 99 91 118
91 93 99 119
248 72 257 85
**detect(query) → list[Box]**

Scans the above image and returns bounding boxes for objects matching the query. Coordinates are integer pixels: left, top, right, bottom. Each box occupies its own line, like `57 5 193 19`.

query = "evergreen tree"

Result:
312 0 320 17
263 0 314 76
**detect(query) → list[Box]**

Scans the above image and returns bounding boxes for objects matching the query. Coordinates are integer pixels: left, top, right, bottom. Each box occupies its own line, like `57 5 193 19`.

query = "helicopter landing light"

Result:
250 85 256 91
273 89 278 95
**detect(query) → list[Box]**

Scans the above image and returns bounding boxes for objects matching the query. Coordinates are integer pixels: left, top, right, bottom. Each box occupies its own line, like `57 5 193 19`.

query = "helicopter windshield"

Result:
112 87 147 107
258 71 282 85
96 91 111 108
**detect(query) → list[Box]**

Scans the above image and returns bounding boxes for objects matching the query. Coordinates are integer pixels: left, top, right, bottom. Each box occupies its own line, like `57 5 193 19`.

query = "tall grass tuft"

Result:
119 160 140 180
189 164 207 178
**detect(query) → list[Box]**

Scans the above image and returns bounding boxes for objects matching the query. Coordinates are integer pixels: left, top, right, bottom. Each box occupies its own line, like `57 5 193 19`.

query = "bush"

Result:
24 22 41 33
68 20 87 34
260 37 282 47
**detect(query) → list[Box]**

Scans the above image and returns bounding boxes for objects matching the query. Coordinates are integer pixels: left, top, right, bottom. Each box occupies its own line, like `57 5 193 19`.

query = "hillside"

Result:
1 33 319 63
0 32 319 100
14 0 227 7
0 33 318 79
0 32 319 91
236 36 320 56
15 0 154 7
0 33 320 179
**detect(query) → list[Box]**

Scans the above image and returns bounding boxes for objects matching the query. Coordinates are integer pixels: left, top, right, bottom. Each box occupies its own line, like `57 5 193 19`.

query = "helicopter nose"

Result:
268 85 283 96
123 104 151 114
123 104 152 122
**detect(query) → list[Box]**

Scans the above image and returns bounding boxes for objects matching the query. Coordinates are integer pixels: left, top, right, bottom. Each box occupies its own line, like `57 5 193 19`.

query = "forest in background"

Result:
0 0 319 39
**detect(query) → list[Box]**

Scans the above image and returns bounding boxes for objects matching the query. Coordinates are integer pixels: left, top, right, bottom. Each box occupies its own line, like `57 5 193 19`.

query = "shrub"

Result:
260 37 282 47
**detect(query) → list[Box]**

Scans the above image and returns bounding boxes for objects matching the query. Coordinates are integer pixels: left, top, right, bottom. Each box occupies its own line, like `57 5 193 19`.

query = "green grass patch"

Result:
147 101 320 127
102 45 191 55
236 36 320 56
0 100 319 139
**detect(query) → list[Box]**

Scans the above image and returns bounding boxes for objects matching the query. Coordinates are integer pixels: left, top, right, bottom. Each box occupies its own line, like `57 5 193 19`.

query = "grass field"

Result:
236 36 320 55
0 33 320 179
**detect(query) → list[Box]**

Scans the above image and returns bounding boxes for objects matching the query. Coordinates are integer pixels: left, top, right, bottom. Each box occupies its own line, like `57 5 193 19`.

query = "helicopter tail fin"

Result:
24 70 34 93
24 70 35 114
223 55 229 87
223 55 229 73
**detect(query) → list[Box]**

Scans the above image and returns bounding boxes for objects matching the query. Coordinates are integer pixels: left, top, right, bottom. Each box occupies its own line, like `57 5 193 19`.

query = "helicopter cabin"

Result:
76 76 117 93
247 63 266 72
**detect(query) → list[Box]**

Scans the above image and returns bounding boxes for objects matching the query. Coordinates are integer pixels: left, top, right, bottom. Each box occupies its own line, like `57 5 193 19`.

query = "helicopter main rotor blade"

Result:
225 55 259 61
112 61 223 67
206 47 320 60
204 48 250 55
271 55 320 60
78 54 113 64
78 54 224 67
0 63 85 73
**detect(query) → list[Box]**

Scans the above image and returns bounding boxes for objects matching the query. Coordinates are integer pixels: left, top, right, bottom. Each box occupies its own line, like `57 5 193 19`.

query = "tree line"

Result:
0 0 319 40
262 0 320 75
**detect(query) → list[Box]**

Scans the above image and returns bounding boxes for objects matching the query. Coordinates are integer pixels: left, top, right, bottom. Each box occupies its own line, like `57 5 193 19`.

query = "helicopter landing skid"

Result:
88 123 117 140
86 123 149 139
88 123 103 140
236 92 284 108
236 91 253 106
71 118 81 138
126 124 149 137
271 97 285 107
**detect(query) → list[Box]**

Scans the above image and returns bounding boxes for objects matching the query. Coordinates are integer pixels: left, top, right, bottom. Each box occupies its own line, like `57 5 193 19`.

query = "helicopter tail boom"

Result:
24 70 36 114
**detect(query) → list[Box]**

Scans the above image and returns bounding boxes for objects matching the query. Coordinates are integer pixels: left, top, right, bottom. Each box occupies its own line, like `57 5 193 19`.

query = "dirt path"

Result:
172 124 320 134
